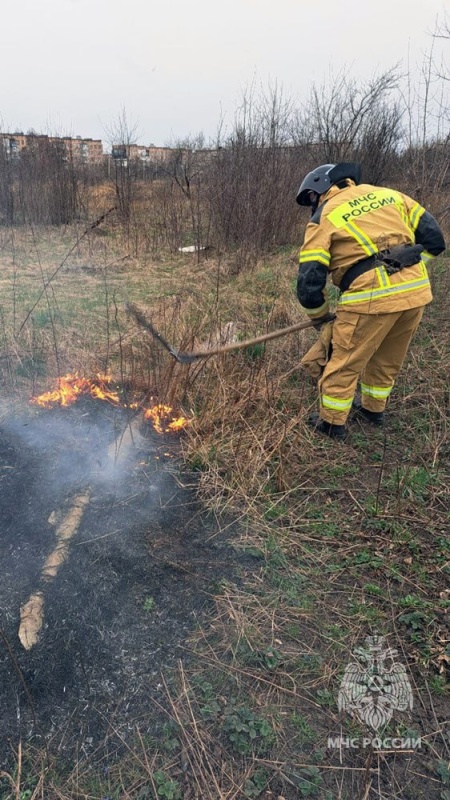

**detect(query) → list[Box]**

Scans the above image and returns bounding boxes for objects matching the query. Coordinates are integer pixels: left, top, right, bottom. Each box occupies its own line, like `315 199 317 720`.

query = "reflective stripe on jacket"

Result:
297 181 446 317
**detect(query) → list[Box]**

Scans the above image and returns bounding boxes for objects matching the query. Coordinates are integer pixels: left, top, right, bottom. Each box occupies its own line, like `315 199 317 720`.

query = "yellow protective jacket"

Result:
297 181 446 317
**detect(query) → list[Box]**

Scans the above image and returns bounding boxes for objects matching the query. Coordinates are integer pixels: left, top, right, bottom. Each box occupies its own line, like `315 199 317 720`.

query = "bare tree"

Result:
104 108 141 230
293 66 403 183
397 32 449 205
431 11 450 79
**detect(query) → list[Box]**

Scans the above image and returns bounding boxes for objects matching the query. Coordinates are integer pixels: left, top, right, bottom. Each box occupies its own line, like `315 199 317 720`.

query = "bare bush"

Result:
0 134 80 226
0 146 15 225
204 85 304 266
160 135 211 254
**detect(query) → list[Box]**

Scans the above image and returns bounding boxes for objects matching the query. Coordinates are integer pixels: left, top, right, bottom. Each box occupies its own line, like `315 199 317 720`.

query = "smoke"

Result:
0 394 205 764
2 401 156 501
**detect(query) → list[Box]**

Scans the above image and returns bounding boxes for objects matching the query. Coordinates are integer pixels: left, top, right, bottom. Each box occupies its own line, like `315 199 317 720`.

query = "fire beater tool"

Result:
126 302 325 364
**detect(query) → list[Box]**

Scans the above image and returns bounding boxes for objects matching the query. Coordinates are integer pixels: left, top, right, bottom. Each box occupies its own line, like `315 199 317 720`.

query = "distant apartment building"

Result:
61 136 103 163
111 143 173 163
0 132 104 163
0 133 28 157
0 131 217 172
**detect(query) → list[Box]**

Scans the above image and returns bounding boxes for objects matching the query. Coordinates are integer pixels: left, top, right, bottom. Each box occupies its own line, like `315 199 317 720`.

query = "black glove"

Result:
311 313 336 330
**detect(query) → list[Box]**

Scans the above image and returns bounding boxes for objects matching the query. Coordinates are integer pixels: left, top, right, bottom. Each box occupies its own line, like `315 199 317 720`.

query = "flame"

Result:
143 404 189 434
167 416 189 431
30 374 190 434
31 373 120 407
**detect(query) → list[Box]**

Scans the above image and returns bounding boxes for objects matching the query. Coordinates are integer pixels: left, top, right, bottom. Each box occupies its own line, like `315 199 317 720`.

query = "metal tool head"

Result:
125 303 203 364
174 351 205 364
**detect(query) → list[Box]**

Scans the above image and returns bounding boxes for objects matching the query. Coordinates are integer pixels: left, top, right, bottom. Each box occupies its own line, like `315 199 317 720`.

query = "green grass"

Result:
0 224 449 799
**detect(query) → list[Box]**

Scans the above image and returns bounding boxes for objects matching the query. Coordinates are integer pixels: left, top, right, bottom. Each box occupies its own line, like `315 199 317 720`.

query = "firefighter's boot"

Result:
308 412 347 441
352 398 384 427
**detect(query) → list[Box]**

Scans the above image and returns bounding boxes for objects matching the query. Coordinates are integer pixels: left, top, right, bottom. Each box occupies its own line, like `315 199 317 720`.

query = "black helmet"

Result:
296 162 362 206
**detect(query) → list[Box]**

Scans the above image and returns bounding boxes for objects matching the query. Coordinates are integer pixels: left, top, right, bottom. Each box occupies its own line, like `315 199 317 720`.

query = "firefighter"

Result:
296 163 446 440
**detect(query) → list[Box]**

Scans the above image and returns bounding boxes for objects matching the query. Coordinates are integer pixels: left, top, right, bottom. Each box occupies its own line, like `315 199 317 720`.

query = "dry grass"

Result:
0 220 449 799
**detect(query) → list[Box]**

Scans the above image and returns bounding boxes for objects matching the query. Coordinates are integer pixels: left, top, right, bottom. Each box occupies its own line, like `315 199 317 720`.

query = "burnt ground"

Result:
0 395 448 799
0 399 245 767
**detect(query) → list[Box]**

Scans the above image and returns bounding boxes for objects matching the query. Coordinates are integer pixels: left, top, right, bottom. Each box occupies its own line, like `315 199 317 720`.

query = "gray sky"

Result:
0 0 448 147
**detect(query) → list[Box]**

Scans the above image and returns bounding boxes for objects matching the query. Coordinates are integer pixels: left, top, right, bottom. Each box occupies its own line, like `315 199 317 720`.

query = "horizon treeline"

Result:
0 65 448 260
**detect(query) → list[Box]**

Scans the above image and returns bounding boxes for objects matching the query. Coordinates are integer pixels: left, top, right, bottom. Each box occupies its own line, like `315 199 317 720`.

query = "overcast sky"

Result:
0 0 448 148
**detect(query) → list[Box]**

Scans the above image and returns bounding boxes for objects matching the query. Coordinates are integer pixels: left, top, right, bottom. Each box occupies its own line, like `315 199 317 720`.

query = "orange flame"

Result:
31 373 120 408
143 404 189 434
30 375 190 434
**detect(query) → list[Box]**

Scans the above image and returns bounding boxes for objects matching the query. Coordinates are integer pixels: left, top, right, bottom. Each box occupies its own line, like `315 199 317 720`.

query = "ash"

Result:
0 398 240 765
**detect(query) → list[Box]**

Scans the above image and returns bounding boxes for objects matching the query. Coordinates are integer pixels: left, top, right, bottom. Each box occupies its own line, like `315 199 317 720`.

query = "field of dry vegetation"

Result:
0 68 449 800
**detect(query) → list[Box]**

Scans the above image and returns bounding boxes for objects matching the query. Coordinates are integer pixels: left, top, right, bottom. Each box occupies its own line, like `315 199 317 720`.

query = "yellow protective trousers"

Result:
318 307 424 425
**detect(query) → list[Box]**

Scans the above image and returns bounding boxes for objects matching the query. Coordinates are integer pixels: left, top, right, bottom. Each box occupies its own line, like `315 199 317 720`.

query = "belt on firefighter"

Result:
339 244 424 294
339 255 378 293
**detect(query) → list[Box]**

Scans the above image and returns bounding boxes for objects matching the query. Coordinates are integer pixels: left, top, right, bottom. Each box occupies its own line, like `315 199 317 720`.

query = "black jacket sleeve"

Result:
297 262 329 310
415 210 446 255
